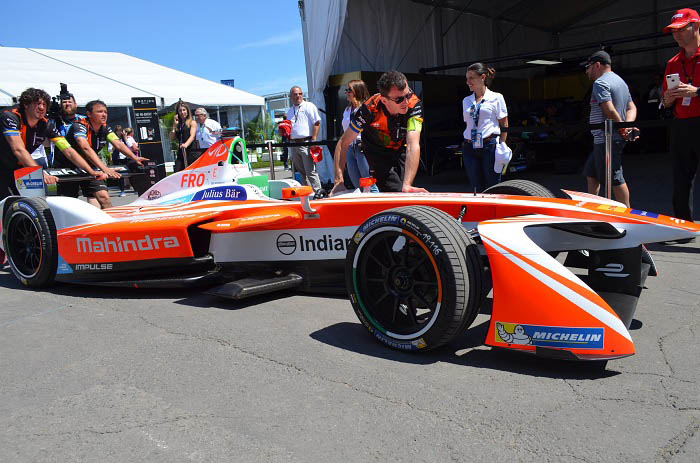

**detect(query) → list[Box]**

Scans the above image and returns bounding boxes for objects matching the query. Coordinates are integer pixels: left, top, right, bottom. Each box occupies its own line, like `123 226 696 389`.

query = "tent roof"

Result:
0 47 264 107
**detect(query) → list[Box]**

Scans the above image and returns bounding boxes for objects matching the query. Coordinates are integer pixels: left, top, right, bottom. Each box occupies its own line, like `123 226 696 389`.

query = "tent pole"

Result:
127 106 133 131
239 106 245 138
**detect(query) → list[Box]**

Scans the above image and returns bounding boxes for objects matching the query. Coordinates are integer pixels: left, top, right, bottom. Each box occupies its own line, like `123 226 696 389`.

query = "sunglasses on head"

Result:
384 91 414 104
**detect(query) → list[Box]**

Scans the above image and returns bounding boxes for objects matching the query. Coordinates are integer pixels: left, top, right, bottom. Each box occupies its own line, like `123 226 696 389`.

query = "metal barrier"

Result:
247 139 334 181
247 118 676 197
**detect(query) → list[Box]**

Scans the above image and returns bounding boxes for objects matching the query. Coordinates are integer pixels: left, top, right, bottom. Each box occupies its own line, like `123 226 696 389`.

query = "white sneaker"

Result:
119 192 126 197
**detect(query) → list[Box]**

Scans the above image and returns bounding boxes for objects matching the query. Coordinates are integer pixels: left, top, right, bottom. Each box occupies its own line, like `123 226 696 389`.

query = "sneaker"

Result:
118 191 126 197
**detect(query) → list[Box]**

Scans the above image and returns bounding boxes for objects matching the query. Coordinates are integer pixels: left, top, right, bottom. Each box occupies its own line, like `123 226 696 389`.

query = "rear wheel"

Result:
3 198 58 287
345 206 484 351
483 179 555 198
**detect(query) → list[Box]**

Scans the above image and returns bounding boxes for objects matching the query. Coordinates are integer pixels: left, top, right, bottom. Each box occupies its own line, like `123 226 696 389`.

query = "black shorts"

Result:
583 141 626 186
362 149 406 192
0 168 20 201
57 179 108 198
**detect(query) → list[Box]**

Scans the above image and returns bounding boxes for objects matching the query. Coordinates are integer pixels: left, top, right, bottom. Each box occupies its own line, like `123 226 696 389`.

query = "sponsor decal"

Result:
56 254 73 274
75 263 113 271
629 209 659 219
594 263 629 278
353 230 364 245
192 186 247 201
17 202 38 218
212 226 357 262
373 330 427 350
358 214 400 235
147 190 162 200
400 217 420 233
670 218 686 224
495 322 604 349
207 143 229 158
76 234 179 253
276 232 350 255
180 172 207 188
16 179 43 190
276 233 297 255
596 204 628 213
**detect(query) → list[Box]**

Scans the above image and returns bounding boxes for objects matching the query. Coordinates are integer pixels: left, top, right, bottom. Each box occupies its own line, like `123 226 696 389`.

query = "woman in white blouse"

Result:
462 63 509 192
341 79 377 192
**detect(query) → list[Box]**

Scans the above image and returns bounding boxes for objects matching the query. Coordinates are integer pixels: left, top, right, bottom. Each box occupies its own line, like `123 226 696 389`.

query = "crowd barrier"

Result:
247 117 682 199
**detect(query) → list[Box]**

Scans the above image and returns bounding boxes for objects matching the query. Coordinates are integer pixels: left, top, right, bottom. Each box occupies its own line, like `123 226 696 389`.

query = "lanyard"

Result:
681 56 698 85
470 99 483 142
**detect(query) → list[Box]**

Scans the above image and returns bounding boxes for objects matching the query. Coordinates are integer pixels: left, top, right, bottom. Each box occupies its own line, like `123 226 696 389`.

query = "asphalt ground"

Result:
1 153 699 462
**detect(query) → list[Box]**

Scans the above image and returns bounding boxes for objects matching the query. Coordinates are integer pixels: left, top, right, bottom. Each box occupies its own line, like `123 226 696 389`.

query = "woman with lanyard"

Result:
462 63 509 192
169 101 197 172
341 79 379 192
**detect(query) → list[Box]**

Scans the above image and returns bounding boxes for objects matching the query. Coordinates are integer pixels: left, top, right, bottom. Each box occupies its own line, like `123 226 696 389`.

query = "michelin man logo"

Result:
496 322 532 345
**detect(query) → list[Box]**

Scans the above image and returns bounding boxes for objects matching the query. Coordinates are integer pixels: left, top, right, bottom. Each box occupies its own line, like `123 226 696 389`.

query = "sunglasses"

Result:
384 91 414 104
344 88 353 93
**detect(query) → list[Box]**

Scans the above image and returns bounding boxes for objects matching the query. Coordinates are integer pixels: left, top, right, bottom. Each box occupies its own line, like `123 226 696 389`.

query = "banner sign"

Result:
131 97 165 185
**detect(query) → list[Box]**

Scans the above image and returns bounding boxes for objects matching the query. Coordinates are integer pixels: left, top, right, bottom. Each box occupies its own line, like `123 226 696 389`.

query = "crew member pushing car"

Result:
56 99 147 209
333 70 427 193
0 88 105 201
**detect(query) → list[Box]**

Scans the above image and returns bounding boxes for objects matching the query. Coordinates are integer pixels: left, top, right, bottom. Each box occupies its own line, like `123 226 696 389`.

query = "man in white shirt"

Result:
194 108 222 149
286 86 321 193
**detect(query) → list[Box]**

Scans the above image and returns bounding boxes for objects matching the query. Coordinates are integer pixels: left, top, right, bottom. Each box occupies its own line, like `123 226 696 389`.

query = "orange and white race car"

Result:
1 136 698 363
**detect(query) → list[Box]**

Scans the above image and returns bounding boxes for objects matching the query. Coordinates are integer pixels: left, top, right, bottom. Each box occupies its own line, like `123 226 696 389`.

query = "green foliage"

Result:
244 115 281 146
161 111 175 133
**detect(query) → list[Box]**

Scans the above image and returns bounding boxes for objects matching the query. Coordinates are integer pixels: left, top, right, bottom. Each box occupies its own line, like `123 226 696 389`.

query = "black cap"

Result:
581 50 611 67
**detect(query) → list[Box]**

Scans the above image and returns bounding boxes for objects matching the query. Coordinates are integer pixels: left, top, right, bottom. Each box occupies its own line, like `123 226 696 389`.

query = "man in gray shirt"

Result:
583 50 638 207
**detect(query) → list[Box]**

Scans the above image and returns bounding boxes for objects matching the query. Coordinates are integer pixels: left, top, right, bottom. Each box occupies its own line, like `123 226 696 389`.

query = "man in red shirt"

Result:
662 8 700 227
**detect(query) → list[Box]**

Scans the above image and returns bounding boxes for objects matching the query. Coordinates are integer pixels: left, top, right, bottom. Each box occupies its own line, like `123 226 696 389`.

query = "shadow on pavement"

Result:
310 318 618 379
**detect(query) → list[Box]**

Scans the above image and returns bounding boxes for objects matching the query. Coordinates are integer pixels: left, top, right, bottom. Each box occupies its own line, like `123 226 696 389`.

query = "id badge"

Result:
473 132 483 149
682 96 692 106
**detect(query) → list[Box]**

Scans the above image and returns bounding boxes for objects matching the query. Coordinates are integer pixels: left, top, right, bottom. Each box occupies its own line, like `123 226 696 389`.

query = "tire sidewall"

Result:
3 198 56 286
345 209 458 351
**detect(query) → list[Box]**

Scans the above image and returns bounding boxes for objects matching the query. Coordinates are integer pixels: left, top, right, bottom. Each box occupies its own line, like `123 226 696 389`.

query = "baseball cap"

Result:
494 142 512 174
581 50 612 68
664 8 700 33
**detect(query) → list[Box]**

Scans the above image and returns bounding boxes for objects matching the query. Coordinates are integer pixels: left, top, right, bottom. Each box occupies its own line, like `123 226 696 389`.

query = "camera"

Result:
48 83 73 124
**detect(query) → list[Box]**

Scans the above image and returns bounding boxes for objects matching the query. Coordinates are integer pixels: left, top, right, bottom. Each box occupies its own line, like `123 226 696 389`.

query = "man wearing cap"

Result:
583 50 638 207
662 8 700 225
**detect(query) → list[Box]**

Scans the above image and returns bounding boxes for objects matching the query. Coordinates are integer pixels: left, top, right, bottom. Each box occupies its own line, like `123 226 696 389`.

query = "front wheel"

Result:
345 206 484 351
3 198 58 287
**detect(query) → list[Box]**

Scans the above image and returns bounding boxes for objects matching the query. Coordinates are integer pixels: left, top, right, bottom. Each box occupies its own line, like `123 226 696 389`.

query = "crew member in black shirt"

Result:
57 99 147 209
0 88 105 200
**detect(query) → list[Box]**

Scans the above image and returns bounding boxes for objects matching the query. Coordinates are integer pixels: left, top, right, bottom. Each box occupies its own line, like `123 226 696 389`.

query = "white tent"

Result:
0 46 264 107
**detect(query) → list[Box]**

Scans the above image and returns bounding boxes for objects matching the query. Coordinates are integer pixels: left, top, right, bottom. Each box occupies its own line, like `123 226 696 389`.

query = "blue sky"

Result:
0 0 308 96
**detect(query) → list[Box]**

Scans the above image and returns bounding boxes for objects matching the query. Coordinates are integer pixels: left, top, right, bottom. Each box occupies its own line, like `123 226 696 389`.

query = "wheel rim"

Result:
7 212 43 279
352 227 442 340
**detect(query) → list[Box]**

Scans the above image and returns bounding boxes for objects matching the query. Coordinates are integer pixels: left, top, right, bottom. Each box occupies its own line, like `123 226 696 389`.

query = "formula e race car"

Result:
1 135 698 363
